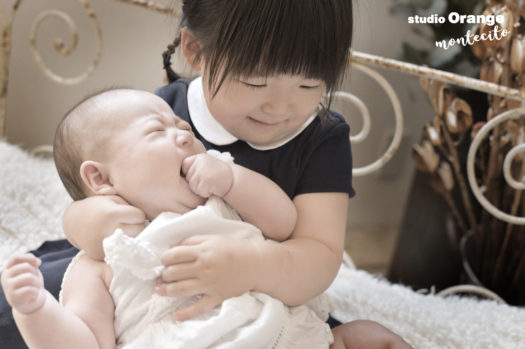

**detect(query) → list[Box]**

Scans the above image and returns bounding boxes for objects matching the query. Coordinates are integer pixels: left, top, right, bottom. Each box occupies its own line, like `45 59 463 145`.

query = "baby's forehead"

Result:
90 90 190 134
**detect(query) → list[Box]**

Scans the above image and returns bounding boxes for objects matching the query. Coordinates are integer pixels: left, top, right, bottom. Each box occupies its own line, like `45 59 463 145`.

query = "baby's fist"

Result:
1 254 46 314
182 154 233 198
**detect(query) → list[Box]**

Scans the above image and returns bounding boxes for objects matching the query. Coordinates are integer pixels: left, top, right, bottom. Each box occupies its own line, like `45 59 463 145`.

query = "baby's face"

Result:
102 90 206 219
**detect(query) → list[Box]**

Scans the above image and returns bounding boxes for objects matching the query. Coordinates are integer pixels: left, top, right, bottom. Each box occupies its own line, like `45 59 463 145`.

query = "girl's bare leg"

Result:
330 320 412 349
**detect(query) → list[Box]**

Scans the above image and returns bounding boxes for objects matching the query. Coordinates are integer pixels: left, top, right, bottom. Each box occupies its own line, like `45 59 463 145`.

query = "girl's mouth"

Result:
248 117 281 127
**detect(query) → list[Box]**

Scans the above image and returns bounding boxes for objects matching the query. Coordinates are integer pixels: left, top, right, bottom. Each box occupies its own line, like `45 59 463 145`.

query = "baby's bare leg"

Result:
330 320 412 349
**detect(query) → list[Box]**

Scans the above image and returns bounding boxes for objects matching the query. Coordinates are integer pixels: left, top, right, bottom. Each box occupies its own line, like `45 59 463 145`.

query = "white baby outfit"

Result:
103 196 333 349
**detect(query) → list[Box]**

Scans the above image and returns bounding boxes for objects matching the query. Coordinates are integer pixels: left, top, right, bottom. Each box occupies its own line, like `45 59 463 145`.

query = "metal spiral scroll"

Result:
114 0 180 15
467 107 525 225
332 63 404 177
29 0 101 85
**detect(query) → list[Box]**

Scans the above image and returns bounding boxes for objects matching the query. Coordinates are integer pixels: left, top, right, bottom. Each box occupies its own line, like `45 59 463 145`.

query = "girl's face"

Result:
103 91 206 220
201 71 325 146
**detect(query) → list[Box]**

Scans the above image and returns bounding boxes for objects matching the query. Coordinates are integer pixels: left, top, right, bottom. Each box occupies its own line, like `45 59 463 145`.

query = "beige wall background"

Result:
4 0 435 232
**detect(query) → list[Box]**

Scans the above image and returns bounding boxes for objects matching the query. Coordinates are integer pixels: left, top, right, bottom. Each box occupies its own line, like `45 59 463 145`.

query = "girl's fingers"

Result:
176 235 211 246
173 294 221 321
157 278 205 298
160 263 197 283
160 246 198 266
114 204 146 225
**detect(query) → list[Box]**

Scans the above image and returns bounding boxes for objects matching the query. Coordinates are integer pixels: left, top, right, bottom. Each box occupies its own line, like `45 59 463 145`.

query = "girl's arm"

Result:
4 254 115 349
63 195 146 260
252 193 348 300
224 163 297 241
158 192 347 320
183 154 297 241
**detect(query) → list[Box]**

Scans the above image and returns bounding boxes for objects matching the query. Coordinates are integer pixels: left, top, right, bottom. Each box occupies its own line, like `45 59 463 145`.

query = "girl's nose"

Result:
261 99 289 116
261 91 289 116
174 129 194 147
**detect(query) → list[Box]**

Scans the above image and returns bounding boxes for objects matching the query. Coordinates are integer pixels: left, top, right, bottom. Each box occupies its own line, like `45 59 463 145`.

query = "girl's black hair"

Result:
163 0 353 99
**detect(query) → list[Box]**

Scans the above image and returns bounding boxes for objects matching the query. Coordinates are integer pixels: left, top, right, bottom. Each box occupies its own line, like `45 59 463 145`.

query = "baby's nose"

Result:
175 129 194 147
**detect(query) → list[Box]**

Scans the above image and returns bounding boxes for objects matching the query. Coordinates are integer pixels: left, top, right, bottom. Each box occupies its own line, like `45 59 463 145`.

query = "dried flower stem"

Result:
478 105 505 272
441 124 478 231
510 225 525 288
493 185 523 286
431 176 469 235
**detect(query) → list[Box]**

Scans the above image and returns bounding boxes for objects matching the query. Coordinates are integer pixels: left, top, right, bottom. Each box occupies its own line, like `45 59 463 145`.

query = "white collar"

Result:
187 77 316 151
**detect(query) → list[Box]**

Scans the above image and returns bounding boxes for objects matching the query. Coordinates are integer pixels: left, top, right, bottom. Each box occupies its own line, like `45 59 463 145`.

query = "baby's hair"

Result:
163 0 353 100
54 87 132 201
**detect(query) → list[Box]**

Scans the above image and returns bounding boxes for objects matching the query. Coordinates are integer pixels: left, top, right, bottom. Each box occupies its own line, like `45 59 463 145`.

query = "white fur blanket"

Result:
326 265 525 348
0 141 70 269
1 140 524 348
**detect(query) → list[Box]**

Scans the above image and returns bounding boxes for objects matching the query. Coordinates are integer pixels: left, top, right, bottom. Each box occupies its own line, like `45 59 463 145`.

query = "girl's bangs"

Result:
204 0 352 93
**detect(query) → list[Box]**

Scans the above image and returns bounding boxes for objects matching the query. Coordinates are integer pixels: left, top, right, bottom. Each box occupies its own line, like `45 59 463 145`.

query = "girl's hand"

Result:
182 154 233 198
156 234 259 320
103 195 147 238
63 195 146 260
1 254 46 314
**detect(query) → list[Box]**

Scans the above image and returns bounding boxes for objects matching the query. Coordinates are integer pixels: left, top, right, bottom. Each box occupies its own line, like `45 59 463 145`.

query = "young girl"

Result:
153 0 354 321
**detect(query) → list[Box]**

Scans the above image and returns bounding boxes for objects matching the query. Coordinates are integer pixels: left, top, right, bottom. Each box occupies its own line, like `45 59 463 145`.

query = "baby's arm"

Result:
183 153 296 241
63 195 146 260
1 253 115 349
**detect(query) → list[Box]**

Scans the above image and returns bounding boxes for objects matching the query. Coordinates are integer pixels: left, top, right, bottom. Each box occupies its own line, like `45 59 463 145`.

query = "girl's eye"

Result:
238 79 266 89
243 82 266 89
300 84 321 89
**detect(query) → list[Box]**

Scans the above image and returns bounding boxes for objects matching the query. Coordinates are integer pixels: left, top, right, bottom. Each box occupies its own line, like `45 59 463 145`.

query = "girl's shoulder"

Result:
155 78 191 102
155 78 194 123
324 109 349 127
304 109 350 142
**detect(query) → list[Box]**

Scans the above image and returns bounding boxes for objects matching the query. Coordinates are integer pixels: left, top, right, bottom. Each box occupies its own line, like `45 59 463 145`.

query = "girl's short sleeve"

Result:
295 118 355 197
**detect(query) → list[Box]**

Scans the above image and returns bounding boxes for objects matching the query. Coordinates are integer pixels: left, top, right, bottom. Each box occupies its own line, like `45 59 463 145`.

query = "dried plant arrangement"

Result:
413 0 525 305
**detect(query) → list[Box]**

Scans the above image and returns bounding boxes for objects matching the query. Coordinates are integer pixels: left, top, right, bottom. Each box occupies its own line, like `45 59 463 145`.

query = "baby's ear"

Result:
80 161 117 195
180 27 202 71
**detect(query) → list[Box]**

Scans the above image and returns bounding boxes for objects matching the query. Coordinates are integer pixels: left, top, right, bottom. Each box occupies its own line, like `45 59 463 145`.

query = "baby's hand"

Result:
1 254 46 314
182 153 233 198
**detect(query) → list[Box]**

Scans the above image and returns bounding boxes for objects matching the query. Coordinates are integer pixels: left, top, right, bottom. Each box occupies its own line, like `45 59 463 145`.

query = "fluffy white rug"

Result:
1 140 524 348
0 141 70 269
327 265 525 348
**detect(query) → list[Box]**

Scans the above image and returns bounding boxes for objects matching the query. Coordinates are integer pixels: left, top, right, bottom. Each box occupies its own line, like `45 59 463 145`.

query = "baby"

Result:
1 89 411 348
